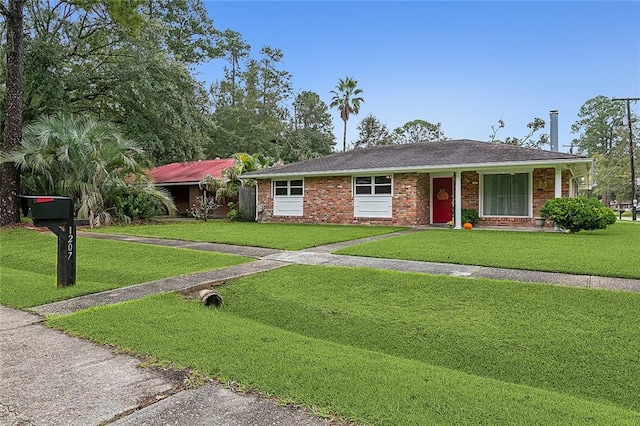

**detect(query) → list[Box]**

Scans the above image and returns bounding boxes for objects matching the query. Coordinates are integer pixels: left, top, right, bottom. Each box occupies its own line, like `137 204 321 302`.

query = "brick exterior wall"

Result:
391 173 430 226
461 171 479 210
300 176 353 223
416 174 430 225
256 168 574 227
257 177 356 224
257 173 430 226
257 179 275 221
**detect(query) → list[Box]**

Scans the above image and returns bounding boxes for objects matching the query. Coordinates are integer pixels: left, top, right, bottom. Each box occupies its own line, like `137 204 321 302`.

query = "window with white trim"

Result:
482 172 530 217
273 179 304 216
354 175 392 195
274 179 303 196
353 175 393 218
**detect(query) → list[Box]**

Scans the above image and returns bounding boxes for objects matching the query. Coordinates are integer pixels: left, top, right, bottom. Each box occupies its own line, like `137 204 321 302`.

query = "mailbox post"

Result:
21 196 83 287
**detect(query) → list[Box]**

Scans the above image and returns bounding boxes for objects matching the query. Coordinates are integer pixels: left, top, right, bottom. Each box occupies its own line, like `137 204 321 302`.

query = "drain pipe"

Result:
199 289 223 307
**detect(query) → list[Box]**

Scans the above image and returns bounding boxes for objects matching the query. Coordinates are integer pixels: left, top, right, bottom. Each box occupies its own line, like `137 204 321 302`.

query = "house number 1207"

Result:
67 231 74 260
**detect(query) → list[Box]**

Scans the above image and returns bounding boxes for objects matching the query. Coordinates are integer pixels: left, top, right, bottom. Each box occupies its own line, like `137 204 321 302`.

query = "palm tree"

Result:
330 77 364 151
5 115 175 226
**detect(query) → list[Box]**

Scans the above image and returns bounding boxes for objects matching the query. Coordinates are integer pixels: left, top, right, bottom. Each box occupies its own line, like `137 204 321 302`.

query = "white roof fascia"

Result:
242 158 593 179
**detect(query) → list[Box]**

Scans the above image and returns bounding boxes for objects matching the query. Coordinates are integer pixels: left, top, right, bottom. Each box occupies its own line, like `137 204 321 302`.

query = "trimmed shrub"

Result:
539 197 616 233
110 187 166 222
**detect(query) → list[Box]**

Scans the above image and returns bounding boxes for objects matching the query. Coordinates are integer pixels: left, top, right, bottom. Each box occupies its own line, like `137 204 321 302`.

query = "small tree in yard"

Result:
539 197 616 233
4 115 176 226
189 174 224 221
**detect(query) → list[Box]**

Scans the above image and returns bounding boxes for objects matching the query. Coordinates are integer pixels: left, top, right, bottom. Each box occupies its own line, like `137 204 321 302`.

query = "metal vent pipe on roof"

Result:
550 110 559 152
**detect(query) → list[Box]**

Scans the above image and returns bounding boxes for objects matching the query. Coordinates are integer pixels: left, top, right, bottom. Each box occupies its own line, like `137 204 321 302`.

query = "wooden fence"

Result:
238 186 256 221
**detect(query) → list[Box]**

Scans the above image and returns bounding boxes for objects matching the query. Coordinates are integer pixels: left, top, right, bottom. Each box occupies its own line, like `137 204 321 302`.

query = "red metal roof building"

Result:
150 159 236 184
149 159 236 216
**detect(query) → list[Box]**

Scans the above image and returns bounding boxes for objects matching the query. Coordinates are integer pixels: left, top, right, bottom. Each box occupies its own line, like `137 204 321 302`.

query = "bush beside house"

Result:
539 197 616 233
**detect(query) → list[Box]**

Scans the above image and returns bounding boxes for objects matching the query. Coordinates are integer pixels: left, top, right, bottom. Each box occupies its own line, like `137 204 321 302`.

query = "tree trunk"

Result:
0 0 25 226
342 119 347 152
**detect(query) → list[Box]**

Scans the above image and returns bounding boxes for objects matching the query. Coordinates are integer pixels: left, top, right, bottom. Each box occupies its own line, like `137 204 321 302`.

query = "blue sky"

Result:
198 1 640 153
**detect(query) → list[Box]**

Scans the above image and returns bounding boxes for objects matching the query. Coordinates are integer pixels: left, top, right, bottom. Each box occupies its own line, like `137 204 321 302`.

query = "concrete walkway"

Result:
33 259 289 316
79 231 283 258
0 307 328 426
82 230 640 295
4 229 640 425
1 307 178 426
264 251 640 292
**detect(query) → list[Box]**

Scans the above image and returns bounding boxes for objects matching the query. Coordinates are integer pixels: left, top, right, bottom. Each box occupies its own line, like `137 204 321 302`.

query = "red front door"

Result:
432 178 453 223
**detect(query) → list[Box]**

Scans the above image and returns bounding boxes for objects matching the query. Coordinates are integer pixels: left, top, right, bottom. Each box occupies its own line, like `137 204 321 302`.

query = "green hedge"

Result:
539 197 616 233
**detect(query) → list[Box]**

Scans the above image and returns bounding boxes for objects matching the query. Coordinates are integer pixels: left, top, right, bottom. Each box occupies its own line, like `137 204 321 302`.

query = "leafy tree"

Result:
571 95 627 155
592 146 632 202
353 114 394 149
214 29 250 106
280 90 335 162
4 115 175 226
102 44 214 163
3 0 218 165
590 122 640 203
1 0 224 224
255 47 292 108
393 119 444 144
489 117 548 148
208 45 292 159
2 0 145 224
143 0 220 64
330 76 364 152
206 32 337 163
571 95 638 205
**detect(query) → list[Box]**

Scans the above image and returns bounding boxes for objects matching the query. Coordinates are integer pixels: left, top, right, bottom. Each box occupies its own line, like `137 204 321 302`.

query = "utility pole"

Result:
612 97 639 221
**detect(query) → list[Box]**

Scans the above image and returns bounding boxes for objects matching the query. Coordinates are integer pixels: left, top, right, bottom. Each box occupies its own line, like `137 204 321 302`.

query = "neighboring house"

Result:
241 140 592 228
149 159 235 216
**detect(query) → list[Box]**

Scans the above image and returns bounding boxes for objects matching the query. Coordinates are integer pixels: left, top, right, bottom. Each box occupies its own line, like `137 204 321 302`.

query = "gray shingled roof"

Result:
243 139 590 178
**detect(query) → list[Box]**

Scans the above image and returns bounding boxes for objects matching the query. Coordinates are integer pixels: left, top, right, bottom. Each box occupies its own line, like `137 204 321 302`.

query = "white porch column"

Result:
555 168 562 198
454 171 462 229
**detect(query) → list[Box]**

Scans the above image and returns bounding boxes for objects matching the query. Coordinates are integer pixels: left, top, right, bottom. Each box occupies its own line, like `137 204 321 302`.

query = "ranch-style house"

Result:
241 139 592 229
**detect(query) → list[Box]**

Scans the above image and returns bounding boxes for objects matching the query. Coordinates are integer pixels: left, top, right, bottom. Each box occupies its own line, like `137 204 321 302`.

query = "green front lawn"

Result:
0 228 252 308
88 221 406 250
336 221 640 279
49 265 640 424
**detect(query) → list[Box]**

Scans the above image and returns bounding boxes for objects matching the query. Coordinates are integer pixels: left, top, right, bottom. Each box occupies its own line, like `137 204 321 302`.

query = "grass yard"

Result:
336 221 640 279
88 220 406 250
0 228 252 308
49 265 640 425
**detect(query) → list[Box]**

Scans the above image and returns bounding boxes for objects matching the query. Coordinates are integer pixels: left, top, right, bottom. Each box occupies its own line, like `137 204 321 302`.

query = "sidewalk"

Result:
4 230 640 425
0 307 327 426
